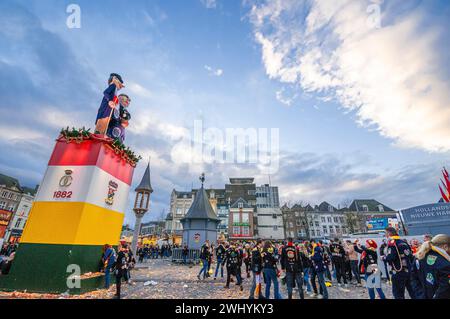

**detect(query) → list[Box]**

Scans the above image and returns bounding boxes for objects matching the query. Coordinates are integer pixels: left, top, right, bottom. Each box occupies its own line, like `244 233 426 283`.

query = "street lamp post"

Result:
131 163 153 257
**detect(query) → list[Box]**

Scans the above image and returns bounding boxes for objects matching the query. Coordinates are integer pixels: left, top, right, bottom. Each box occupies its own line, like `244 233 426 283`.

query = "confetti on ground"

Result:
0 259 397 299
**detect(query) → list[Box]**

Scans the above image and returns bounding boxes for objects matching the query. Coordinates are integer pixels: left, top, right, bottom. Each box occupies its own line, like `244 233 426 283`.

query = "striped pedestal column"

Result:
0 137 134 293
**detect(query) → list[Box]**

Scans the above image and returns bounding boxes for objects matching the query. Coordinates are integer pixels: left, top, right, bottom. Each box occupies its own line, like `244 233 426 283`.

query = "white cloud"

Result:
127 82 152 98
204 65 224 77
248 0 450 152
201 0 217 9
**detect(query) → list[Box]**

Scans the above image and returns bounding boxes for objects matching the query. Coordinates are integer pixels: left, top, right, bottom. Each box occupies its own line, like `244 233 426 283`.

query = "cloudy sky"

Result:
0 0 449 225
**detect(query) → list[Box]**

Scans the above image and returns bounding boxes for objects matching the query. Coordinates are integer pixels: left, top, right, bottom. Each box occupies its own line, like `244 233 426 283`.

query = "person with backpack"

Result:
281 238 307 299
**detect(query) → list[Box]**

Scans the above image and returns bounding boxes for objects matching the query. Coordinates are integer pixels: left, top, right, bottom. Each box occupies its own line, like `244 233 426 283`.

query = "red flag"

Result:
443 167 449 178
443 174 450 192
439 185 449 202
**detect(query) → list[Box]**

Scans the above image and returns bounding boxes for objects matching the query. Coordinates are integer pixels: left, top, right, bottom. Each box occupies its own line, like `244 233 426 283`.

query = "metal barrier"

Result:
171 248 201 264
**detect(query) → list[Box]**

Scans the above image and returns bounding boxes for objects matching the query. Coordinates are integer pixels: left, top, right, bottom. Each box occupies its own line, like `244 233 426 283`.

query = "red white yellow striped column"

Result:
3 138 135 293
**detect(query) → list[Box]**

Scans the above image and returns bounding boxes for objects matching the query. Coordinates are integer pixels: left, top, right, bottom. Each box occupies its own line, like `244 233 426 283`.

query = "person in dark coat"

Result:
310 244 328 299
383 227 416 299
281 238 307 299
262 241 281 299
412 234 450 299
114 244 128 299
249 239 265 299
197 240 210 280
95 73 125 135
223 244 243 291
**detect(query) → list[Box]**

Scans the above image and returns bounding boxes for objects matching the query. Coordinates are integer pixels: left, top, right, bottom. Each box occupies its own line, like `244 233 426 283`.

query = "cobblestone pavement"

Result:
0 258 396 299
112 259 395 299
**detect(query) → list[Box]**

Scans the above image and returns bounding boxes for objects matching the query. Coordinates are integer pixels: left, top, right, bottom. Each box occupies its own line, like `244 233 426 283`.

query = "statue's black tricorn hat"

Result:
109 73 124 84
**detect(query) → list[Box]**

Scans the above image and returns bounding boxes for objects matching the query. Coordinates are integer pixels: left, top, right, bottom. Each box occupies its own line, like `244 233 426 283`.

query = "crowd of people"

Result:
193 228 449 299
136 243 175 262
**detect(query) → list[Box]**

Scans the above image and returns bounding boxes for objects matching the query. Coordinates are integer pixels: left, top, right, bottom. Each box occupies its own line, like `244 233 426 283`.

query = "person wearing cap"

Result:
354 239 386 299
95 73 125 135
383 227 416 299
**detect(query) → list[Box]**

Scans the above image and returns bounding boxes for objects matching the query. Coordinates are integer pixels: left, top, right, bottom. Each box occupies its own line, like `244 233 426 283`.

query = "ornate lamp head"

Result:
133 162 153 217
199 172 205 186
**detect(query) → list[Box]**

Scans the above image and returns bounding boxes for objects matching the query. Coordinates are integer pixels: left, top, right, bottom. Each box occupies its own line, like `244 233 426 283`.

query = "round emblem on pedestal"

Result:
59 170 73 187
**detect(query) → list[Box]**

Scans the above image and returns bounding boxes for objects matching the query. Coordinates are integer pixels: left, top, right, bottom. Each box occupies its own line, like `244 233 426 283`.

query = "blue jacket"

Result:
385 238 414 273
311 246 326 273
412 250 450 299
95 83 117 124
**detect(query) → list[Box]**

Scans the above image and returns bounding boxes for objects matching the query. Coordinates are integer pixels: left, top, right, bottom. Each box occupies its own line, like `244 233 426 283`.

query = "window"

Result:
362 205 369 212
333 217 339 223
273 226 278 231
328 205 334 212
242 213 249 223
309 222 313 227
327 217 332 223
0 201 6 209
316 230 321 236
378 205 384 212
272 214 277 219
176 208 182 216
243 226 250 235
315 221 319 227
7 205 14 211
296 220 301 227
295 212 299 217
1 191 7 198
321 217 326 223
329 225 333 233
289 222 294 228
8 193 13 199
311 230 315 237
323 226 327 234
238 202 243 208
339 217 344 223
15 218 22 228
233 226 240 235
233 213 240 223
335 226 340 233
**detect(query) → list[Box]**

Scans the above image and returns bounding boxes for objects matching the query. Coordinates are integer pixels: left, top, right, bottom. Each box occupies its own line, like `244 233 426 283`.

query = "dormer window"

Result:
362 205 369 212
378 204 384 212
328 205 334 212
238 202 243 208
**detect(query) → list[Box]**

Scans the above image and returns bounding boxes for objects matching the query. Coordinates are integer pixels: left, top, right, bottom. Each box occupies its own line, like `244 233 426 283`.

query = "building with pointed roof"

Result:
180 175 220 249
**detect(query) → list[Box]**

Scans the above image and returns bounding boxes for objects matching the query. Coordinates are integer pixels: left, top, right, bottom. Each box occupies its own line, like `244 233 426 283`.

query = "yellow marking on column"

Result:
20 202 124 246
